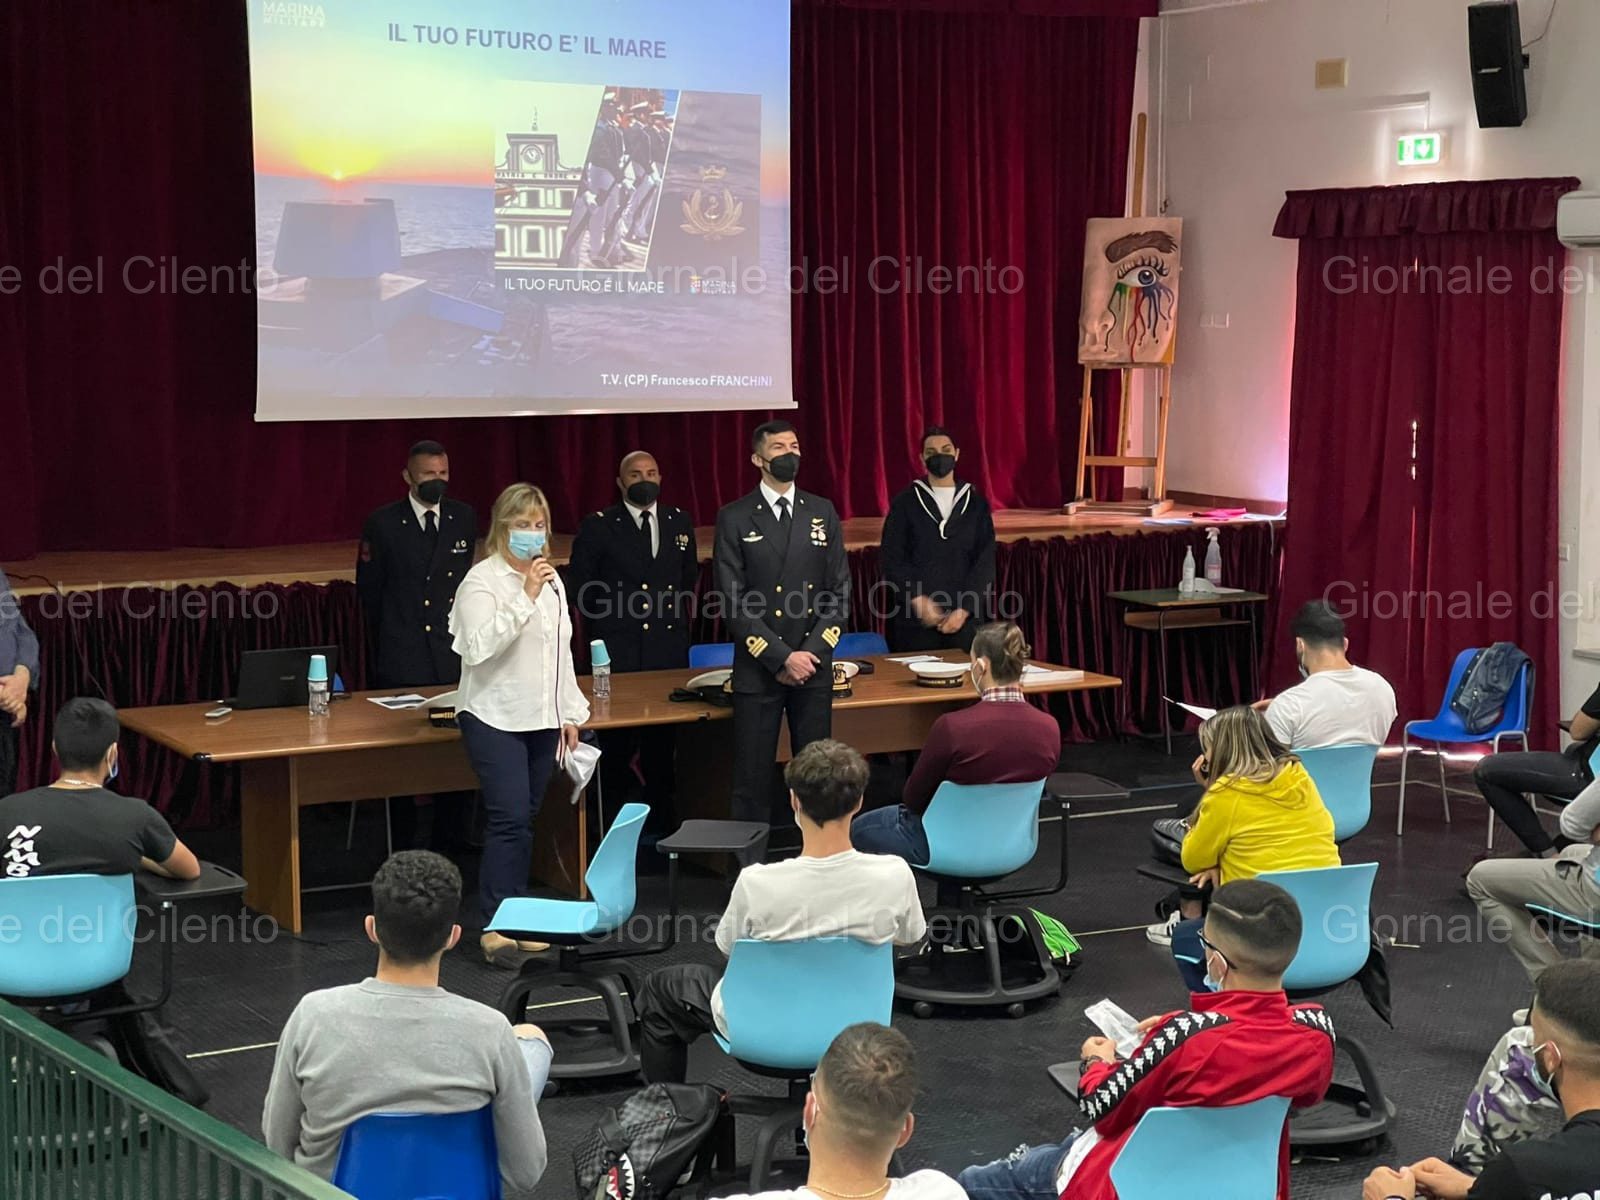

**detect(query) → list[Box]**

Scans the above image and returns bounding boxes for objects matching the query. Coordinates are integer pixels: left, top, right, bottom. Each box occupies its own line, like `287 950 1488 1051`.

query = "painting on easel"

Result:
1078 217 1183 365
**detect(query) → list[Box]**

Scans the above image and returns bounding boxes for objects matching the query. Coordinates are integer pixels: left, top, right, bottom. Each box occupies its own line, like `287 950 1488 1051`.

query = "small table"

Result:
1108 588 1269 754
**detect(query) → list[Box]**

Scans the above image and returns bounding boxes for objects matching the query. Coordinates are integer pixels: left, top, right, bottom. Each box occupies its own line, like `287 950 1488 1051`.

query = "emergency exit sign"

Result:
1396 132 1444 166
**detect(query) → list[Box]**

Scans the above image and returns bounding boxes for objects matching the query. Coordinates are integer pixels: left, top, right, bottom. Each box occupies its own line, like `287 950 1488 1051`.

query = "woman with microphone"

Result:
450 483 589 965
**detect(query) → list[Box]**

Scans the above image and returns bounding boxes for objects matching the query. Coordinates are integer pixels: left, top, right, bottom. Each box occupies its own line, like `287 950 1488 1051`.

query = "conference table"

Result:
119 652 1120 933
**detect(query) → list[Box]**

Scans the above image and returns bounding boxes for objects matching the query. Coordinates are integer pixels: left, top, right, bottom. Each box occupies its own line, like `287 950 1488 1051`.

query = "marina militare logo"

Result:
263 1 327 27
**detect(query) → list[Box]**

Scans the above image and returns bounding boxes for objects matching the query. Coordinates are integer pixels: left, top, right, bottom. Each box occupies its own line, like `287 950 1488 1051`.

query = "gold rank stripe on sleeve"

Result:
822 626 841 649
746 635 768 657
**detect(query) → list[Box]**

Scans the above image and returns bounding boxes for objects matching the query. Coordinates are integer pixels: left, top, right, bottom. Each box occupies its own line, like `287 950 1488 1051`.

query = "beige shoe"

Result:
515 939 551 953
480 931 552 967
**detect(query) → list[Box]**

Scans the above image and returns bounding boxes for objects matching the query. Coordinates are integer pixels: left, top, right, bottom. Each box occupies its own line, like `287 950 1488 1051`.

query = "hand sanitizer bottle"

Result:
1179 547 1197 595
1205 528 1223 587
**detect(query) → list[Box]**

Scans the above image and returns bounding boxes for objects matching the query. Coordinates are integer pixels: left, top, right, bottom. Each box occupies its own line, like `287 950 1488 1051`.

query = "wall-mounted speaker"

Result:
1469 1 1529 128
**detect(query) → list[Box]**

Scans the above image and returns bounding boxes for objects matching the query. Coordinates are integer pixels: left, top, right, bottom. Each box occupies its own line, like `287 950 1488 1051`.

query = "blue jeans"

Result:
958 1136 1079 1200
1171 916 1209 992
850 805 930 865
458 713 560 923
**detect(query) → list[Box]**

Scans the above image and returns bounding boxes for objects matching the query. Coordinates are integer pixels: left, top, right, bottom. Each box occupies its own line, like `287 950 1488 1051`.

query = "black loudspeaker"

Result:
1469 1 1529 128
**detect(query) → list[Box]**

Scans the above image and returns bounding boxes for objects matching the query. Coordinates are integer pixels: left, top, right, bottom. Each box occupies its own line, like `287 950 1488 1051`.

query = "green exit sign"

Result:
1396 132 1444 166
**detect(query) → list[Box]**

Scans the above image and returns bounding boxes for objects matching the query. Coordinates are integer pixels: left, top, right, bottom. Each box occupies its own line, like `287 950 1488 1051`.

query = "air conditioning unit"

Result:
1557 192 1600 248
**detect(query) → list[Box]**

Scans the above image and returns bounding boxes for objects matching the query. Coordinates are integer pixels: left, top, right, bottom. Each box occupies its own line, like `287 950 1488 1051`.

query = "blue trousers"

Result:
1171 916 1209 992
851 804 930 866
958 1136 1080 1200
457 713 560 923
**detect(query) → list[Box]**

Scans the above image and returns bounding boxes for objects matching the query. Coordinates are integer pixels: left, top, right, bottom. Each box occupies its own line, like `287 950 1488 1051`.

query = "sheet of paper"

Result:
368 694 428 710
886 654 940 664
1209 585 1248 594
1164 696 1217 720
1143 516 1193 526
1023 668 1085 685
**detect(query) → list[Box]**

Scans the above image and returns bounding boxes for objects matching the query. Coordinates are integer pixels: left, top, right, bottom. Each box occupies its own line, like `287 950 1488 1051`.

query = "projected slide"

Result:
247 1 791 421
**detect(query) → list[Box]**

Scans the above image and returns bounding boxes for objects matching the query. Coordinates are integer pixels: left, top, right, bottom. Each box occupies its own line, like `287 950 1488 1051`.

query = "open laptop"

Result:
226 646 341 710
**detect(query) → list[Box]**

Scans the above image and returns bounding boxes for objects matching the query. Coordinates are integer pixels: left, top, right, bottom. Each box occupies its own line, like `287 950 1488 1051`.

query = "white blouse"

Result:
449 555 590 733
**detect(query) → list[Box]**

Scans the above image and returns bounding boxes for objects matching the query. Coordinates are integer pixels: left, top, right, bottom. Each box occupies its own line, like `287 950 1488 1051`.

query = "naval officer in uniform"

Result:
567 450 701 826
713 421 851 823
356 439 477 850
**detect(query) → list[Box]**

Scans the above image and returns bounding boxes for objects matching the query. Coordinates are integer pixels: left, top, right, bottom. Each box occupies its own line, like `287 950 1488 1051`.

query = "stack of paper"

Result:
1022 663 1085 685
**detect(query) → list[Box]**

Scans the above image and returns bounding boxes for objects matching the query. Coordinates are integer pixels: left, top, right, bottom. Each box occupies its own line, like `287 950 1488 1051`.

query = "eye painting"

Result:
1078 219 1183 366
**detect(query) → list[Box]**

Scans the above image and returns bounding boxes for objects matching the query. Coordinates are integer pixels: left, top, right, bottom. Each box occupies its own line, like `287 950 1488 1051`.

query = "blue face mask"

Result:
507 529 547 560
107 753 118 782
1202 949 1226 993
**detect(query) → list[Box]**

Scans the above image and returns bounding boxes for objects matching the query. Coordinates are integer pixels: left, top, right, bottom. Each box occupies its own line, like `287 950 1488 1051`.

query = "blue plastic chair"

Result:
898 779 1065 1015
332 1105 500 1200
488 804 650 1079
1397 648 1532 839
716 938 895 1189
0 874 138 999
835 632 889 658
1296 744 1380 842
1253 863 1391 1146
689 642 735 669
1109 1096 1290 1200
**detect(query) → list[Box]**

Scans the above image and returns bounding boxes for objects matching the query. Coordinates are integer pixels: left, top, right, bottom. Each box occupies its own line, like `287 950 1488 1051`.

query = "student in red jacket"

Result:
957 880 1335 1200
851 621 1061 865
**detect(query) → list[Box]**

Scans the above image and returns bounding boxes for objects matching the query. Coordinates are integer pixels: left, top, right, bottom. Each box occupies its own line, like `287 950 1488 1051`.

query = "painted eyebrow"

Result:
1105 231 1179 261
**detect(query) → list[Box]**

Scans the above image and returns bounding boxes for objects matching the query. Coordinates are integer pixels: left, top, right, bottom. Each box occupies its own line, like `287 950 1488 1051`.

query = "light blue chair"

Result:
716 937 895 1190
1109 1096 1291 1200
1297 744 1380 842
835 632 889 658
1397 648 1532 839
1255 863 1392 1146
333 1105 500 1200
489 803 650 1080
896 779 1067 1017
688 642 735 669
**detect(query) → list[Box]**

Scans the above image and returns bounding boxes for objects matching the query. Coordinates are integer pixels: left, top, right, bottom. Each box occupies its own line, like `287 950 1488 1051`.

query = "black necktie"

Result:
424 510 438 543
639 509 654 557
775 496 791 528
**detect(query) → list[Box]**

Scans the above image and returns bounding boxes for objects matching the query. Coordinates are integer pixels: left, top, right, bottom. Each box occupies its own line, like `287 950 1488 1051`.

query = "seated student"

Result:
729 1022 965 1200
853 621 1060 864
1145 707 1339 994
1449 1022 1564 1174
959 880 1335 1200
1471 677 1600 859
633 740 927 1083
262 852 552 1192
1465 774 1600 984
1362 959 1600 1200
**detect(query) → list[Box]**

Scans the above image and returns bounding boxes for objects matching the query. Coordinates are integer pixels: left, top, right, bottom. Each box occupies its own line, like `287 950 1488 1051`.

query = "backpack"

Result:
1449 643 1531 734
573 1083 732 1200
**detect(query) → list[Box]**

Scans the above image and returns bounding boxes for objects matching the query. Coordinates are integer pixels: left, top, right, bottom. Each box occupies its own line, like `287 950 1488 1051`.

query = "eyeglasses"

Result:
1196 931 1234 972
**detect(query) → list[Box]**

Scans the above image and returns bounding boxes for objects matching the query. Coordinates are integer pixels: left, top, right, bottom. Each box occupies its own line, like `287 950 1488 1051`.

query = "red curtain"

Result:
1272 178 1577 739
0 1 1145 559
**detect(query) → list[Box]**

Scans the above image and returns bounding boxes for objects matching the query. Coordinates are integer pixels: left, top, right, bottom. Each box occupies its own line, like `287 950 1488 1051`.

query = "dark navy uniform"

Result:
356 497 477 687
879 480 995 652
713 488 851 822
567 502 701 823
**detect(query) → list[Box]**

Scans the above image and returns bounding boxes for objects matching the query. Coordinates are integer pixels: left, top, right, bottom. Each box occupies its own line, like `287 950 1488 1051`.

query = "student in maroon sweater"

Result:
852 622 1062 865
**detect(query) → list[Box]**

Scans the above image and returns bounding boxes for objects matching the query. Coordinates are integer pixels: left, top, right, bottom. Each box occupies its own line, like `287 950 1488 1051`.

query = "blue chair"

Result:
333 1105 500 1200
1297 744 1380 842
689 642 735 669
489 803 651 1080
1255 863 1392 1146
1109 1096 1291 1200
895 779 1067 1017
716 937 895 1189
835 632 889 658
1397 648 1532 839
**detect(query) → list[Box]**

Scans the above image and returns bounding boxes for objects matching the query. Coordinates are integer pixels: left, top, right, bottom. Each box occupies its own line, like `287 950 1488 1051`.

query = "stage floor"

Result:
4 507 1279 595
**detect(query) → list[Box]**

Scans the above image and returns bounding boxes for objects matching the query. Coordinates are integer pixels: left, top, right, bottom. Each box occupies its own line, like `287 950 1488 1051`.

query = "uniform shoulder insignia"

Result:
746 635 769 658
1292 1007 1336 1042
1078 1010 1231 1124
821 626 841 649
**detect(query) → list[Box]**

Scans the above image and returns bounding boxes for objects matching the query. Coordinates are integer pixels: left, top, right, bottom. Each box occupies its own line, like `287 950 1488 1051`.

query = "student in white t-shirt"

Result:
632 740 927 1083
728 1023 966 1200
1257 601 1396 749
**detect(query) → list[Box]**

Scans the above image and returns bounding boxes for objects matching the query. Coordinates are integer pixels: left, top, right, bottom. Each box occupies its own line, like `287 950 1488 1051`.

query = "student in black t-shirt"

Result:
1473 681 1600 858
0 697 198 882
1363 958 1600 1200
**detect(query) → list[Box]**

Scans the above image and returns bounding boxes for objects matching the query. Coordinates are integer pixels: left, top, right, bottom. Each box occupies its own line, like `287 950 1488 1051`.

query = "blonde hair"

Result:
1198 706 1298 789
971 621 1030 686
486 483 553 561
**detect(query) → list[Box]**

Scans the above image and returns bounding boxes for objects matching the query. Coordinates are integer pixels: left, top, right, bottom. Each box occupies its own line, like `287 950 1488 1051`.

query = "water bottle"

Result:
591 639 612 701
1204 527 1223 587
1179 546 1197 595
307 653 330 717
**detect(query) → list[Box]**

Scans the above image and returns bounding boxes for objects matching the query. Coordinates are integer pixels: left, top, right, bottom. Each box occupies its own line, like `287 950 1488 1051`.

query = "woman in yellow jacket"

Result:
1162 705 1339 991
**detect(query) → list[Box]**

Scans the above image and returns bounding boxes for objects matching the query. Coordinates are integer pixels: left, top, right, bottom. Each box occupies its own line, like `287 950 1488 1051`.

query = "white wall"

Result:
1151 0 1600 712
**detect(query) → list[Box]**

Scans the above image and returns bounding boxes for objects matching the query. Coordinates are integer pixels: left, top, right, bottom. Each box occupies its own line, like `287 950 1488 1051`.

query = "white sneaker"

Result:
1146 912 1182 946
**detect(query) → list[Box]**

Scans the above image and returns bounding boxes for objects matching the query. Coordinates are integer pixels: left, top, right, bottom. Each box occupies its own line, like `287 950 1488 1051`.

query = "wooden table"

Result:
119 652 1119 933
1108 588 1269 754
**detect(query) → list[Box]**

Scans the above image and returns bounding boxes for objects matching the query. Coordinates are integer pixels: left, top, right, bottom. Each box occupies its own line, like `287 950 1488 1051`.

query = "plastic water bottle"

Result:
1204 527 1223 587
591 640 612 701
1179 546 1197 595
307 653 330 717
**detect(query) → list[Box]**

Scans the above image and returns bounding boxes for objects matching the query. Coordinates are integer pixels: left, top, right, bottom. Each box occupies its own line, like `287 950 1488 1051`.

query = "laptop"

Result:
227 646 342 710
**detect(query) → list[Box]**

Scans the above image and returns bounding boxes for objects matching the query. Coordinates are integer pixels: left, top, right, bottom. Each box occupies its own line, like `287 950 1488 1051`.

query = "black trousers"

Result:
598 726 678 833
388 790 474 854
1474 750 1589 854
889 619 977 654
635 962 721 1083
730 684 832 823
0 722 17 798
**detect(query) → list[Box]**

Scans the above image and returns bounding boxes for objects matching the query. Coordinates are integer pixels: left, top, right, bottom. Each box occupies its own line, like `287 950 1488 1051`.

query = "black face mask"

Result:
625 480 660 507
925 453 957 479
764 453 800 483
414 479 447 505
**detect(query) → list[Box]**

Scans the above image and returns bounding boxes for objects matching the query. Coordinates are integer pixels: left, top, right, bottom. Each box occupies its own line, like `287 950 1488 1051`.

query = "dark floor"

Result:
157 739 1538 1200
